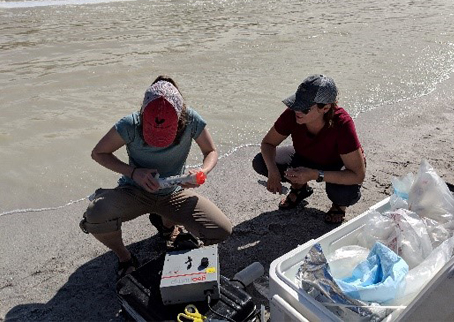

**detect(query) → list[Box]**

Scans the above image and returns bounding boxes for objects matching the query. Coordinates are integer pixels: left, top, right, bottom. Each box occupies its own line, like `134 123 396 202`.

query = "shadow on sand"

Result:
5 205 339 321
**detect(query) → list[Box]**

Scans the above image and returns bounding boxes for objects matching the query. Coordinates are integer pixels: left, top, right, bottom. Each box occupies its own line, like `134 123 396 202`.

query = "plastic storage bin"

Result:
269 197 454 321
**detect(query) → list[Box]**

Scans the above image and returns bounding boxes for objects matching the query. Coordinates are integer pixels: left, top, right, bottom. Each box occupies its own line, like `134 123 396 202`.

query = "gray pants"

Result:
252 146 361 207
80 185 232 246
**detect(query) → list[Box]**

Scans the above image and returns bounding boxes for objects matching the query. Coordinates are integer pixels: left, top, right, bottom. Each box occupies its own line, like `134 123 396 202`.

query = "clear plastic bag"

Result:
296 243 392 321
408 159 454 223
389 172 415 211
357 210 399 254
358 209 433 269
422 217 451 248
390 209 433 268
387 236 454 306
335 242 409 304
391 172 415 200
326 245 370 279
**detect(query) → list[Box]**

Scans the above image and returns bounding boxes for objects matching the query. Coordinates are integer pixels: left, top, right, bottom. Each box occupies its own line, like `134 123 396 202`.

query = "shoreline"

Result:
1 75 454 320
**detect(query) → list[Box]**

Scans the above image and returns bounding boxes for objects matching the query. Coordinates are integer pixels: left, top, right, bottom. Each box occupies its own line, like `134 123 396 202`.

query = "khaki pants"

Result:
80 185 232 245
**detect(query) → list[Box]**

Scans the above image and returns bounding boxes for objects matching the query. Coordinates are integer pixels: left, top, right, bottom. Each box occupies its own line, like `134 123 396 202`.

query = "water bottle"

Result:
157 171 206 189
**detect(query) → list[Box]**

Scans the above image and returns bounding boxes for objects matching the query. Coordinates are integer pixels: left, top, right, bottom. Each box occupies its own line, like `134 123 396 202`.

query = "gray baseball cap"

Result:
283 74 338 111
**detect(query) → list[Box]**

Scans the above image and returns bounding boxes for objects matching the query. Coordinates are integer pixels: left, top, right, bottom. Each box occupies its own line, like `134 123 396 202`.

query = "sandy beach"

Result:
1 74 453 321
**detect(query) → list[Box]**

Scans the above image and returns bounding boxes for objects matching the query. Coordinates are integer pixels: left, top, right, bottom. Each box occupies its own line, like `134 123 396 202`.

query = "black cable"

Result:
206 293 236 322
241 307 261 322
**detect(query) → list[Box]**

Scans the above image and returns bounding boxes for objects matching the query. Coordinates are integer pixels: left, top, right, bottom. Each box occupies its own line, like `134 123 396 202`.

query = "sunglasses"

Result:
296 104 315 114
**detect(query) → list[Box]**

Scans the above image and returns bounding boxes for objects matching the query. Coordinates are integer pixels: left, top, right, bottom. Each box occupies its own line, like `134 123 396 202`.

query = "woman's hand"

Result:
260 126 288 195
132 168 160 192
180 168 204 189
267 169 283 194
284 167 315 185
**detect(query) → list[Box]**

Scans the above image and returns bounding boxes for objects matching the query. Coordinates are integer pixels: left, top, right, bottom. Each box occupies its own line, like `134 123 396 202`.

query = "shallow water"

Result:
1 0 453 212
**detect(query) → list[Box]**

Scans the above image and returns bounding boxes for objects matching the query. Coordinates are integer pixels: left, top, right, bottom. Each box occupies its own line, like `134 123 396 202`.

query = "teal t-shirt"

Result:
115 107 206 195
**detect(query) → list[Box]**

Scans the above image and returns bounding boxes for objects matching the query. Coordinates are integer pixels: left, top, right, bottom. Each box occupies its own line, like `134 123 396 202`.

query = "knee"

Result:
326 184 362 207
202 221 233 246
84 198 113 224
252 153 266 176
80 199 121 234
219 223 233 242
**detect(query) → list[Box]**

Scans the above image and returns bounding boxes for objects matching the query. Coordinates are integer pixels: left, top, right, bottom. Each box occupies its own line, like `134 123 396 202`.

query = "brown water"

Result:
1 0 453 213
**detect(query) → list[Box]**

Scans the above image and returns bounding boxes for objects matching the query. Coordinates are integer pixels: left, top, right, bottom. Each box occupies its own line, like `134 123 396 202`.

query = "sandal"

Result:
167 231 204 251
279 185 313 210
149 213 182 240
162 225 183 242
324 205 346 224
149 213 189 249
117 253 139 280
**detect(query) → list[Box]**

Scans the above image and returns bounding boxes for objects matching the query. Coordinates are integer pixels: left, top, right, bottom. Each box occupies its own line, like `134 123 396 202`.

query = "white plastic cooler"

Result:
269 197 454 321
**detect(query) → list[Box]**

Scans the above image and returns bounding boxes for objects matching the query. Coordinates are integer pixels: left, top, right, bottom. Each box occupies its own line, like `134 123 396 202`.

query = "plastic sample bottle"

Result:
157 171 206 189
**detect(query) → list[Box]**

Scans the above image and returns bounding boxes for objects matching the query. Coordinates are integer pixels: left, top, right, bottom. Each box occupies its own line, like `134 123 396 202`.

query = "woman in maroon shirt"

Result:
252 75 366 223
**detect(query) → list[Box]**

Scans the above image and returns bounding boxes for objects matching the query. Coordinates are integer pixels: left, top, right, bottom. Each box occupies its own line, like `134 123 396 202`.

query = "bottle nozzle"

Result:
195 171 206 185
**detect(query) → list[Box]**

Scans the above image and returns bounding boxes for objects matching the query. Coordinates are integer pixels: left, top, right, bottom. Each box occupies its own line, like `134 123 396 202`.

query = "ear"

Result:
321 104 331 113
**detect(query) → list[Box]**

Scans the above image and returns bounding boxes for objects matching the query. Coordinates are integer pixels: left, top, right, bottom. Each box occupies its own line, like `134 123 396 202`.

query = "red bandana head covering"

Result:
141 81 184 147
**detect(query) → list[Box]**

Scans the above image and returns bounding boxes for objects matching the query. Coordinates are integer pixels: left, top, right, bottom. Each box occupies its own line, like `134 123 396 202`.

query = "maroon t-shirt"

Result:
274 107 362 169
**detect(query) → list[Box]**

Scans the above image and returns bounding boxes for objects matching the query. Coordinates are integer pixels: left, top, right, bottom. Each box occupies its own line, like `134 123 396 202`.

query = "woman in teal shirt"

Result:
80 75 232 279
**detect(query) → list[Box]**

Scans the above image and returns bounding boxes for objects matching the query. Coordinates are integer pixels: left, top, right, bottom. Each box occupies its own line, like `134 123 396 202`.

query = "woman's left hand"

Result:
180 168 205 189
284 167 315 185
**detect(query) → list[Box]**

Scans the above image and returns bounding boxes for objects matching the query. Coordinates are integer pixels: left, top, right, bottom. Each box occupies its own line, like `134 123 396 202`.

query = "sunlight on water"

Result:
0 0 135 9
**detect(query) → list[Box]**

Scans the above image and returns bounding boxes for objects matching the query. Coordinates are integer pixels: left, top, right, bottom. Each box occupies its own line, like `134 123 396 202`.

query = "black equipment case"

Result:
116 254 257 321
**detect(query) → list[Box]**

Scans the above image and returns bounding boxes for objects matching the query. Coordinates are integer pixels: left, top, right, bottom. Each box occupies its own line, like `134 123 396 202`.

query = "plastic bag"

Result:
391 172 415 199
296 243 392 321
387 236 454 306
408 159 454 223
390 209 433 268
389 194 409 211
358 209 433 269
326 245 370 279
390 172 415 210
335 242 409 304
422 217 452 248
357 210 399 253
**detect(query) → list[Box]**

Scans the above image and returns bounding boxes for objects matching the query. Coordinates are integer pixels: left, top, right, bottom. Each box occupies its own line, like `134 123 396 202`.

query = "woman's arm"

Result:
261 126 288 172
91 127 134 177
91 126 160 192
194 127 218 175
285 148 366 185
326 148 366 184
261 126 288 194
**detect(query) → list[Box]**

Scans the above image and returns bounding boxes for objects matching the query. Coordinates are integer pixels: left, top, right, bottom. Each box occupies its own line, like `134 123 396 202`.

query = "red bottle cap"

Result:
195 171 206 185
